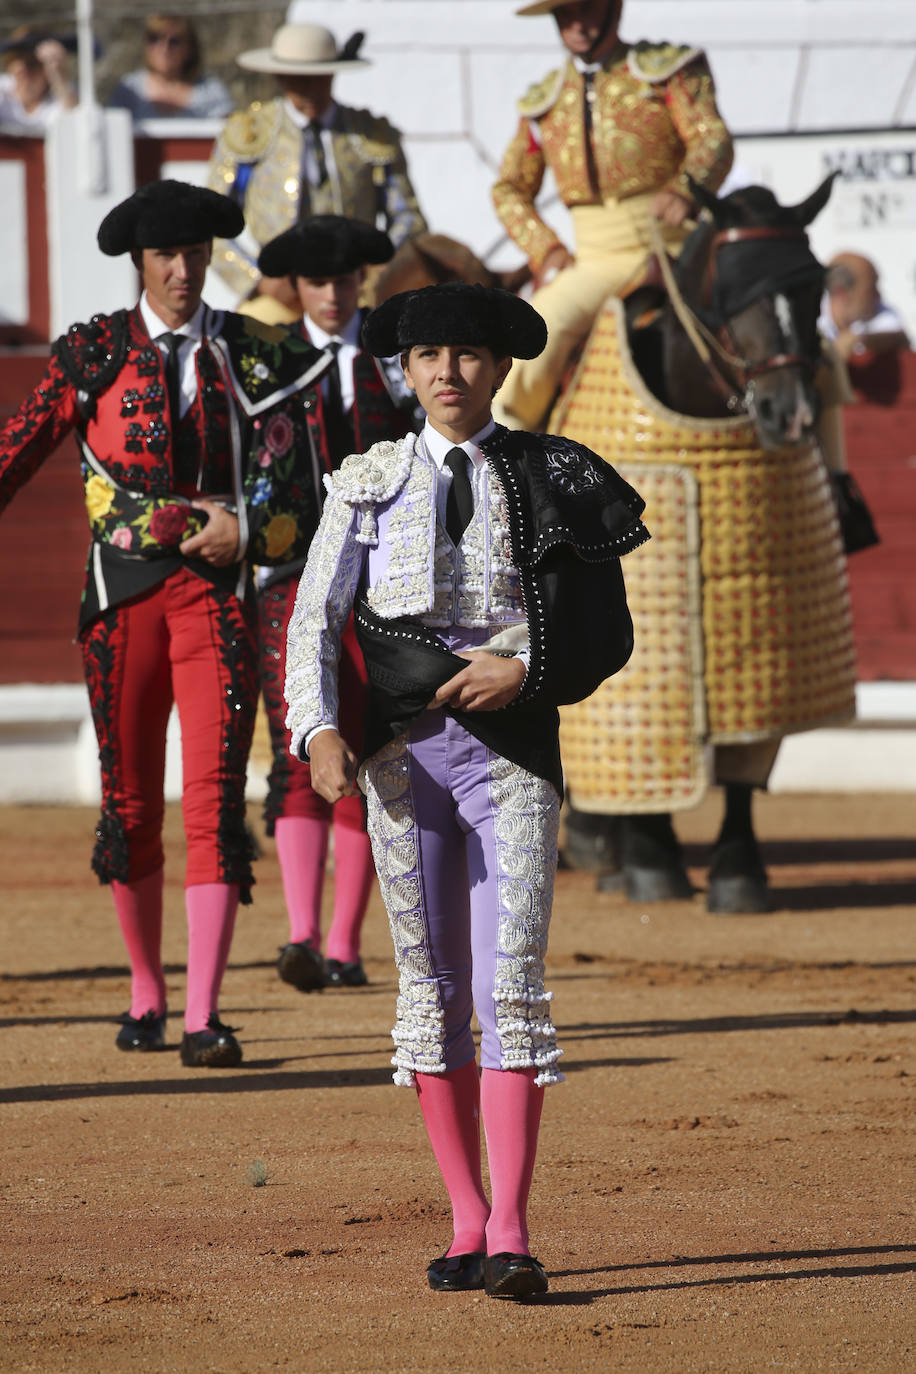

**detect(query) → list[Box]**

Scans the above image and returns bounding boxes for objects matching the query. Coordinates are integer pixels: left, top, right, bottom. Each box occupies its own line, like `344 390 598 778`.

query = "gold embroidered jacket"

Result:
492 41 733 269
208 97 427 300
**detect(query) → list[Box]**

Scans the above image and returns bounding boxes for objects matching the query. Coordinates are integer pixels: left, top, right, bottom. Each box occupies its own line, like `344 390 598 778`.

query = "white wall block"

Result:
705 47 802 135
797 47 916 131
0 157 28 325
45 106 137 335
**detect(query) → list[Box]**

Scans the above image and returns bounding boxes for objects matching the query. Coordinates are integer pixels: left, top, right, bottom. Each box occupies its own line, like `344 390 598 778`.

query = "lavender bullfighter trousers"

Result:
363 707 564 1089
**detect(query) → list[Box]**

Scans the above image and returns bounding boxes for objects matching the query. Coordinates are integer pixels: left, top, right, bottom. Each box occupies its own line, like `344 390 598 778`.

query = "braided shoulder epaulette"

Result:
517 65 566 120
220 99 282 161
329 439 412 505
340 106 400 164
52 310 130 397
627 41 702 83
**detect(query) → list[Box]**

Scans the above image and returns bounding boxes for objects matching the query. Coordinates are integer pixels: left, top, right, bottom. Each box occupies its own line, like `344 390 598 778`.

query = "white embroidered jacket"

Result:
284 432 527 757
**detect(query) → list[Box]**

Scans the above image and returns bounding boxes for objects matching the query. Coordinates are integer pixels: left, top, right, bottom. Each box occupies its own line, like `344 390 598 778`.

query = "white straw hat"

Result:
236 24 370 75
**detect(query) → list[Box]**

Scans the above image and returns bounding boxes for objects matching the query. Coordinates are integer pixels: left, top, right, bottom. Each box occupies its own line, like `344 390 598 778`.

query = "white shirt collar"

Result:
423 417 497 468
284 97 337 131
139 293 206 343
305 311 361 351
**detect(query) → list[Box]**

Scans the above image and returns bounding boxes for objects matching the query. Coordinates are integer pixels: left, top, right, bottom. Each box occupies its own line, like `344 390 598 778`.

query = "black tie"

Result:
160 332 183 424
306 120 328 187
323 341 352 467
444 446 474 545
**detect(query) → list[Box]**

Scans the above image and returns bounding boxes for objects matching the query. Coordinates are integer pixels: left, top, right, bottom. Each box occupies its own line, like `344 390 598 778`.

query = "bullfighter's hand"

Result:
433 652 526 712
308 729 359 802
180 501 240 566
651 189 692 227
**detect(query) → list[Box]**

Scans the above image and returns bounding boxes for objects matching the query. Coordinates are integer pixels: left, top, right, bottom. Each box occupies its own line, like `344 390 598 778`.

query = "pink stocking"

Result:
112 868 167 1018
325 822 375 964
480 1067 545 1256
184 882 239 1032
275 816 328 946
416 1061 491 1256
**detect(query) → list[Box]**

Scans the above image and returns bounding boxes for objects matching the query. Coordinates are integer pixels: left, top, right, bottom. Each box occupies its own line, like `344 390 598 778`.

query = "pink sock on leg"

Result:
480 1067 545 1256
112 868 167 1018
416 1061 491 1256
325 822 375 965
275 816 327 947
185 882 239 1032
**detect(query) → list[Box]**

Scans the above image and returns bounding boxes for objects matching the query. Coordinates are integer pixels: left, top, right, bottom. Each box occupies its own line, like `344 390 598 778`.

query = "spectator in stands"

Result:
108 14 232 121
820 252 910 362
0 27 77 130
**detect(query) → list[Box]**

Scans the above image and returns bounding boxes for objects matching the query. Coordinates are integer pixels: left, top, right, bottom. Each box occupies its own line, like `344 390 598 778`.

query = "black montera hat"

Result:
258 216 394 280
361 283 548 359
97 180 244 257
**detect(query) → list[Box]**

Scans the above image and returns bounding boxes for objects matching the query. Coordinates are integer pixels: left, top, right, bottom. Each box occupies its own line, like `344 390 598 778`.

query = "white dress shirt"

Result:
304 310 362 413
284 97 339 192
421 417 497 526
139 294 206 419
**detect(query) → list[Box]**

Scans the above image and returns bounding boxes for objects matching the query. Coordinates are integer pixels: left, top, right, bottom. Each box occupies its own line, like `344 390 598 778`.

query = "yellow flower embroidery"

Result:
264 513 297 560
85 474 116 521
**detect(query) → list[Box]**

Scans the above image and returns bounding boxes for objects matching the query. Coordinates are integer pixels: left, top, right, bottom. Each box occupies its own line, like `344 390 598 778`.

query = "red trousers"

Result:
258 573 367 833
80 567 259 898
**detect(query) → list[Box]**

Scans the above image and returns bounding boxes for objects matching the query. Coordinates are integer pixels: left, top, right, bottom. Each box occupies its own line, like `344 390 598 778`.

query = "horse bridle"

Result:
699 226 821 407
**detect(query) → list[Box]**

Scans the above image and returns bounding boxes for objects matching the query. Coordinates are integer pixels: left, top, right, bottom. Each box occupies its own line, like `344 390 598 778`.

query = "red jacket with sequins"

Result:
0 304 330 629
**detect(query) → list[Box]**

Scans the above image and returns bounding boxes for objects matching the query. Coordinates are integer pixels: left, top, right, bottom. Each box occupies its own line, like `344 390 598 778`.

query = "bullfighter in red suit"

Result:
0 181 330 1067
255 214 419 992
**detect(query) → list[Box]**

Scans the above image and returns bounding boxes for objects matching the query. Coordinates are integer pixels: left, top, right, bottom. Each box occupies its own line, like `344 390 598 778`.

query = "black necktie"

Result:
160 332 183 424
306 120 328 187
444 446 474 545
323 341 352 467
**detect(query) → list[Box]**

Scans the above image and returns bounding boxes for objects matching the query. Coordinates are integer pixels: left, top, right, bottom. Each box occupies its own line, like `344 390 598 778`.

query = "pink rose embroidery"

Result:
149 504 189 546
264 412 293 457
111 526 133 550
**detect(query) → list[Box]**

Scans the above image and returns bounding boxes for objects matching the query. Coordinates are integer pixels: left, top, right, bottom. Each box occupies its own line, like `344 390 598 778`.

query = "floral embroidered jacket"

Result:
259 313 418 592
284 425 649 762
493 40 733 271
0 306 331 630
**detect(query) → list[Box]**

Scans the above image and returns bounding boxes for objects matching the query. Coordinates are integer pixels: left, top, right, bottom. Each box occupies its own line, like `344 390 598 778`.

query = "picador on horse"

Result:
490 0 862 914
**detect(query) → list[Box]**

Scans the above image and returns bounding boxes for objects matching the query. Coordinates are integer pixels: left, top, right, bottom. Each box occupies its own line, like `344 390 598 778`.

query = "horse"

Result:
554 173 857 913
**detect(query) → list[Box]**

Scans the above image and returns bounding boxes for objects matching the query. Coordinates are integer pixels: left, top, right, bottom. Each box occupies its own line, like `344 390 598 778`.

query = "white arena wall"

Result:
1 684 915 805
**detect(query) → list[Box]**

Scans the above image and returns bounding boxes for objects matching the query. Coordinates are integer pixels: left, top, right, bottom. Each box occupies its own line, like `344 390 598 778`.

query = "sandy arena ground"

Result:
1 791 914 1374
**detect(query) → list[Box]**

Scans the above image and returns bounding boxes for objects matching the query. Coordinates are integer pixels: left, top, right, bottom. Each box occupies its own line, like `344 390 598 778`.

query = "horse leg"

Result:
621 813 693 902
562 803 624 892
707 782 769 914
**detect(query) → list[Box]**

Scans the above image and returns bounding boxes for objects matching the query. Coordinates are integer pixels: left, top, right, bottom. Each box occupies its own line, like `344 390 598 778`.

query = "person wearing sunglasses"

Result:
108 13 232 121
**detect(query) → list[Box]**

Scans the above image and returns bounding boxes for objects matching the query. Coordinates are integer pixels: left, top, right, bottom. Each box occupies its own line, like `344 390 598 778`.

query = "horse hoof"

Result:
624 865 694 903
595 868 625 894
706 873 770 915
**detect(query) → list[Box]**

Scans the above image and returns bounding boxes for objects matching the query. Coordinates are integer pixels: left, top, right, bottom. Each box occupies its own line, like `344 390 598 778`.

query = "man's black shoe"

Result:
179 1014 242 1068
115 1010 166 1052
277 940 325 992
427 1252 486 1292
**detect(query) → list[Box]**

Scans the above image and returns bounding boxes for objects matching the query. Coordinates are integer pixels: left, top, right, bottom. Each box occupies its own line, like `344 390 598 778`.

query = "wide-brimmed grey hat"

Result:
236 24 370 75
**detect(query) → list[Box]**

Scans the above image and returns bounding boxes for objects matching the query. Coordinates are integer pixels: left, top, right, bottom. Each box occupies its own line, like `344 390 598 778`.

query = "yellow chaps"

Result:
494 194 684 431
